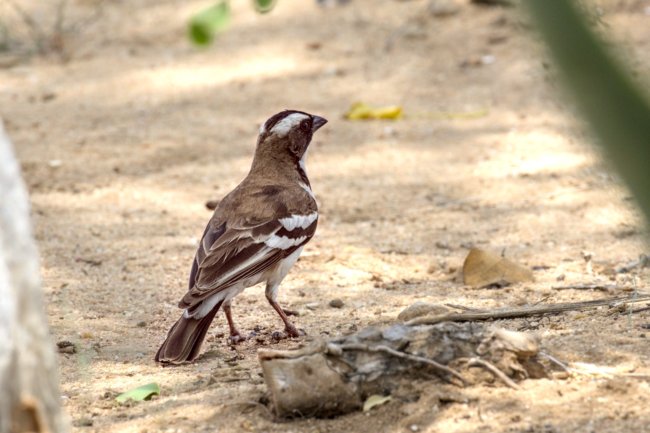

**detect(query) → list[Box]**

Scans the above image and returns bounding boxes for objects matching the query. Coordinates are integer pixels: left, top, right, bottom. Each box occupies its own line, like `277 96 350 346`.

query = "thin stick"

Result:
539 351 570 372
467 358 520 390
406 294 650 326
339 343 467 386
552 283 618 291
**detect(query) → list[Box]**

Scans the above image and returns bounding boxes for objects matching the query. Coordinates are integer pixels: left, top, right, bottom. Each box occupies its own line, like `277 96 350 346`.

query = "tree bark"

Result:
0 120 68 433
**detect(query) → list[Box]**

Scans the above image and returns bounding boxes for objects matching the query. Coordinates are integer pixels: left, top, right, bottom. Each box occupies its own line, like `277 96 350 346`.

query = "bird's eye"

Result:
300 120 311 132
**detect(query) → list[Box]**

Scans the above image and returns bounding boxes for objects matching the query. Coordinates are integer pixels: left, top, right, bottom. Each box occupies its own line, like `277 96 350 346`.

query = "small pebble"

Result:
329 298 344 308
271 331 286 341
409 424 420 432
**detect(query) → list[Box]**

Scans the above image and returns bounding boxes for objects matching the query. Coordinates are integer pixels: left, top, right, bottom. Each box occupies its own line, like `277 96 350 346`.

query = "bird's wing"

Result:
180 212 318 309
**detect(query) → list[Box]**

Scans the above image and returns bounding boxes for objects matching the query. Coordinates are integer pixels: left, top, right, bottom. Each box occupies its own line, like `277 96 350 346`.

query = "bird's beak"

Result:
311 115 328 133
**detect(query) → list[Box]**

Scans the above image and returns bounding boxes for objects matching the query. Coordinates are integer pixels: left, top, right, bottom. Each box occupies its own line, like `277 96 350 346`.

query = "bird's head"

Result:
255 110 328 165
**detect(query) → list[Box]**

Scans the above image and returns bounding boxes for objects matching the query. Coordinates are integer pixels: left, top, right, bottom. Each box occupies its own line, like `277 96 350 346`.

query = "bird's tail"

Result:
155 301 222 364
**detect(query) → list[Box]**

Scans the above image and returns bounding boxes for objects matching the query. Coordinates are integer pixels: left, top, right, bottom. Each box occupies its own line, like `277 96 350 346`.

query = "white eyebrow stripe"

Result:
264 234 308 250
279 212 318 231
270 113 309 136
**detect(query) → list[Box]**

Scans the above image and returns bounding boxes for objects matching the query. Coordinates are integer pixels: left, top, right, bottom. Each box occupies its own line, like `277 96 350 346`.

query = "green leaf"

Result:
115 383 161 403
188 1 231 46
362 394 392 412
253 0 277 13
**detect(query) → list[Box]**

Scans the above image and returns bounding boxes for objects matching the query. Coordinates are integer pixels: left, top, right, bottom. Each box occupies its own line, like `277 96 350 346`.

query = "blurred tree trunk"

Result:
0 121 67 433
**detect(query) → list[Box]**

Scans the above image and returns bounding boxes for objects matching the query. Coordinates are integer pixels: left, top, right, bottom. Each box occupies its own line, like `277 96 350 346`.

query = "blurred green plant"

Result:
526 2 650 224
253 0 277 14
188 1 231 46
189 0 277 46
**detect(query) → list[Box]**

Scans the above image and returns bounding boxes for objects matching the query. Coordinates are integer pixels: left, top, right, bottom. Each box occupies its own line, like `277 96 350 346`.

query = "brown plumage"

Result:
155 110 327 364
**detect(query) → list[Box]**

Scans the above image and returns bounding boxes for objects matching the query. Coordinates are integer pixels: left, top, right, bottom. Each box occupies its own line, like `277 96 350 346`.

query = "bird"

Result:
155 110 327 364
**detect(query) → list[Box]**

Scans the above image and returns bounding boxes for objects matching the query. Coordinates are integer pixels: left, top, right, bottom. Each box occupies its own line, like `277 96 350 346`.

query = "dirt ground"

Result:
2 0 650 432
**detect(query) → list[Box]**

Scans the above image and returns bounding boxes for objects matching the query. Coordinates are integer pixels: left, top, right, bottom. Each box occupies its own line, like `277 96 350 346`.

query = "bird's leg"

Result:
268 300 303 338
223 302 247 344
265 280 305 340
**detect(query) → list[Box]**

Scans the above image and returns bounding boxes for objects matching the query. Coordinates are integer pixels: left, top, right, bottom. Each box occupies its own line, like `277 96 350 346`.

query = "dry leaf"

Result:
345 102 402 120
462 248 534 288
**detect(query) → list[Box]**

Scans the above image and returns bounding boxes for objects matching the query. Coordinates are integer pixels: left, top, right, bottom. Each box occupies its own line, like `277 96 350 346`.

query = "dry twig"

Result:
552 283 617 291
466 358 520 390
406 294 650 326
539 351 570 372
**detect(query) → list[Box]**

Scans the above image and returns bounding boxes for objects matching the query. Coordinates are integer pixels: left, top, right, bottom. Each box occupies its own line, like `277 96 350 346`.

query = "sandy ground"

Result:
2 0 650 432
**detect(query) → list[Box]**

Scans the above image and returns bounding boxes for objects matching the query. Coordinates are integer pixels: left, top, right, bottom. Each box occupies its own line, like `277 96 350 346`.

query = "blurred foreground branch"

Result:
527 1 650 224
0 121 68 433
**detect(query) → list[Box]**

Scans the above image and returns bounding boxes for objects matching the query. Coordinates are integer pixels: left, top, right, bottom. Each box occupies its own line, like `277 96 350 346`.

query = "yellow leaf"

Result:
345 102 403 120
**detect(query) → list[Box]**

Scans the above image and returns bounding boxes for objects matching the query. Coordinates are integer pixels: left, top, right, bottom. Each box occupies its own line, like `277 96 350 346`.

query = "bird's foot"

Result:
228 330 248 345
271 326 305 341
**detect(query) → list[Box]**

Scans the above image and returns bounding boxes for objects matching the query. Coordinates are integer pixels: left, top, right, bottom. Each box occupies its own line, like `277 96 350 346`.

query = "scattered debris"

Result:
616 254 649 274
259 322 544 418
56 340 76 354
462 248 534 288
305 302 320 311
460 55 497 68
75 257 103 267
73 418 93 427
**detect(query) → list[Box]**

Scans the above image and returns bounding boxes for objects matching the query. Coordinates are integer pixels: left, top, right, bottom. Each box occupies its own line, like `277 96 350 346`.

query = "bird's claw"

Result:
228 332 247 345
271 326 305 341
